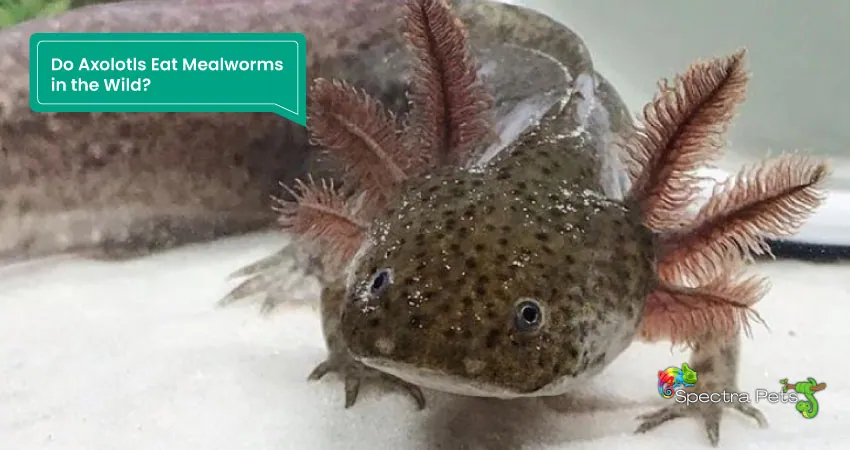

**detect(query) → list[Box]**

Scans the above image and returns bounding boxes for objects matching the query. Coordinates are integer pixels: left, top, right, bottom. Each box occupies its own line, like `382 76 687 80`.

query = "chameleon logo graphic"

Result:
780 377 826 419
657 363 697 398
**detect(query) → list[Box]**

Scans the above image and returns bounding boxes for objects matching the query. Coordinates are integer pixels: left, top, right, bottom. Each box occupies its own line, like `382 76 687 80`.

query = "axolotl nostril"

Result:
339 97 656 398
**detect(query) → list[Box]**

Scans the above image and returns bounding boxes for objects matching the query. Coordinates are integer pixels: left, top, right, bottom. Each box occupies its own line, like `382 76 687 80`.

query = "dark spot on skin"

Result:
465 257 477 269
462 295 474 306
368 318 380 328
450 242 461 252
474 243 485 252
475 285 487 296
485 329 500 349
495 253 507 263
535 232 550 242
541 167 552 175
485 223 496 232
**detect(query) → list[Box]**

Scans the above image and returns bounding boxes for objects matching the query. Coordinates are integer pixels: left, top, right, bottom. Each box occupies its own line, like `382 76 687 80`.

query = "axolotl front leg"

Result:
308 282 426 409
635 331 768 446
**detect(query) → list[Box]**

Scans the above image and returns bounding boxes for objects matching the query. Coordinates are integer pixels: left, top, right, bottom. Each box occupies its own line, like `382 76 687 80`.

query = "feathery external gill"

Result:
657 154 829 285
624 49 749 232
276 0 495 276
626 51 830 345
403 0 496 166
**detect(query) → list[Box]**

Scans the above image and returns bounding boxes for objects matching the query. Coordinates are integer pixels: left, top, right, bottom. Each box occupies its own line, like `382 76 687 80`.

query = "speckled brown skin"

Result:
337 82 656 398
280 3 642 409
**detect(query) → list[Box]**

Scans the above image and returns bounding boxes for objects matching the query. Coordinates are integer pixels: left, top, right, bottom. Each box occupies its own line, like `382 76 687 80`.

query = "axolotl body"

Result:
331 87 656 398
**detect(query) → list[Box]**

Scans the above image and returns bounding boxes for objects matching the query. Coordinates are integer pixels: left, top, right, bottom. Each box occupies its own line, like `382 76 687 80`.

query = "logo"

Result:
780 377 826 419
657 363 697 398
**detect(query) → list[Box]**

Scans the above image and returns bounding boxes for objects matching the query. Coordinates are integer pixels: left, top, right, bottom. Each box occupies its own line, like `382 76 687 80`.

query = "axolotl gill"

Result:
338 96 655 398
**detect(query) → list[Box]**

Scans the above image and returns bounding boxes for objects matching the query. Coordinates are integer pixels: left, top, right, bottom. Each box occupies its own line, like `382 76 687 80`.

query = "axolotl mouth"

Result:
357 356 599 399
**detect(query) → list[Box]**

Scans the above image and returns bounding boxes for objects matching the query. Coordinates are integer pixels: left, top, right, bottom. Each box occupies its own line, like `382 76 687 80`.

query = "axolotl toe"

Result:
339 98 656 398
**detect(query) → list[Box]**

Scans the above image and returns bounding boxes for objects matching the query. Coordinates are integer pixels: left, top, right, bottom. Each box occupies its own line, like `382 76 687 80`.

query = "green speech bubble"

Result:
29 32 307 126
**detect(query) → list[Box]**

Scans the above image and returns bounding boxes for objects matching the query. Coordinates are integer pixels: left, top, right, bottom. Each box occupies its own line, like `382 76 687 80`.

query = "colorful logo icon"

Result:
780 377 826 419
657 363 698 398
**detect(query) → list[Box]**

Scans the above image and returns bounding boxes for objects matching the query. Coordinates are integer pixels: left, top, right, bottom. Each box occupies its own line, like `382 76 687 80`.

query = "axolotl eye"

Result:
368 268 393 297
514 298 545 332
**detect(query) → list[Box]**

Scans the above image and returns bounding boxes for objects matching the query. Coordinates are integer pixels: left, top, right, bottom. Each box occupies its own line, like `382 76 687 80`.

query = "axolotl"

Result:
319 74 770 446
289 3 828 447
338 92 652 398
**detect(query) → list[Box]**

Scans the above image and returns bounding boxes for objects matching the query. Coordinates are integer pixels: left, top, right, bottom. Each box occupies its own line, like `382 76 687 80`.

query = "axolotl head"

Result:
339 145 656 398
